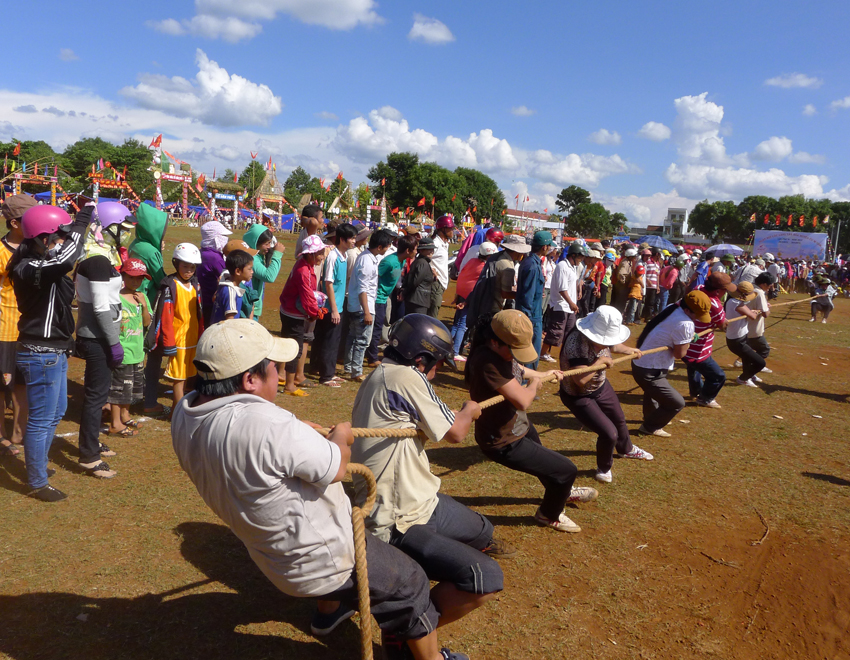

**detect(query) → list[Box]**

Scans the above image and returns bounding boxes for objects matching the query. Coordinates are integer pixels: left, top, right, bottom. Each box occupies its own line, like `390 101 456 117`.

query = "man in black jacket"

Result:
11 205 91 501
402 238 436 315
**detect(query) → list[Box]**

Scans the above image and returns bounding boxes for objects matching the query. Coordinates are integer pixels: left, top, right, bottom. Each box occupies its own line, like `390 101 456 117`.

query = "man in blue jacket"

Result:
516 231 553 369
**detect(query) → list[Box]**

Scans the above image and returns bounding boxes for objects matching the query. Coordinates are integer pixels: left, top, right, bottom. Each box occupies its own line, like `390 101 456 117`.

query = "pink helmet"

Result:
21 205 72 240
435 215 455 230
485 228 504 244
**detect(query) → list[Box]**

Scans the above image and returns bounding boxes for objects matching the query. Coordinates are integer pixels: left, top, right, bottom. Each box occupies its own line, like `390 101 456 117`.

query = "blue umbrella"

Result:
704 243 744 257
638 235 678 252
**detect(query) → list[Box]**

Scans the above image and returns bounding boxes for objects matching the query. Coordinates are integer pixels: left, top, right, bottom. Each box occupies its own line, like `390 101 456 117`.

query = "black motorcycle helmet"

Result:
386 314 456 371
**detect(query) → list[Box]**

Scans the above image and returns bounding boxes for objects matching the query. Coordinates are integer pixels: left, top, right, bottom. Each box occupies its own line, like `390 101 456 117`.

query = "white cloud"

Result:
408 13 455 44
830 96 850 111
588 129 621 145
332 107 519 172
120 49 282 127
151 0 382 41
803 104 817 116
13 105 37 113
665 163 828 200
752 136 793 162
527 150 636 188
594 191 700 229
510 105 535 117
671 92 748 167
764 73 823 89
637 121 671 141
148 15 262 43
316 111 339 121
59 49 79 62
788 151 826 165
42 106 66 117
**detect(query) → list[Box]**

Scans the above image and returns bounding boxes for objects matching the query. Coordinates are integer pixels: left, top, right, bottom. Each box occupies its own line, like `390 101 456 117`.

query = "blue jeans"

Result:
526 315 543 370
451 305 468 356
684 356 726 402
658 289 670 312
17 351 68 489
344 312 374 377
365 302 387 363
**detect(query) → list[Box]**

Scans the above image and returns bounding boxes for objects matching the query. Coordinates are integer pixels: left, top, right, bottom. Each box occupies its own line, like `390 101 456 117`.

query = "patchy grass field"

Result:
1 226 849 660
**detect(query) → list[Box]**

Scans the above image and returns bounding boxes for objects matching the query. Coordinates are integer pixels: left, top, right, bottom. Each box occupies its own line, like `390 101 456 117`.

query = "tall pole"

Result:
833 219 842 261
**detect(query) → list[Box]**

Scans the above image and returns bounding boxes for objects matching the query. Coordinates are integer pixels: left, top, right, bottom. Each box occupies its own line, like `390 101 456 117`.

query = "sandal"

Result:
99 442 119 455
124 419 143 429
284 389 309 397
81 460 116 479
0 440 20 456
143 405 172 420
320 380 341 388
107 427 137 438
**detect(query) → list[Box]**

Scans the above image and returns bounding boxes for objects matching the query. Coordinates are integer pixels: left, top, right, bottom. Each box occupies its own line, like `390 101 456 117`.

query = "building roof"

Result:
505 209 552 222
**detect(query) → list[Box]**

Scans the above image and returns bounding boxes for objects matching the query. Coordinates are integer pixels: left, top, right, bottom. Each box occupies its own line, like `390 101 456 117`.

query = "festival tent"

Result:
33 191 65 202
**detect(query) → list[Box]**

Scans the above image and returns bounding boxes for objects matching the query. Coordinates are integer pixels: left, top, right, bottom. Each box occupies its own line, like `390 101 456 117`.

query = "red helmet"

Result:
435 215 455 230
485 228 504 244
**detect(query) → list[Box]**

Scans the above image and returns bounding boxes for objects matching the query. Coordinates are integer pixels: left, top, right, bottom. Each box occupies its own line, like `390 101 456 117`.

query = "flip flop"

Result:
0 440 20 456
320 380 341 388
284 389 309 397
143 406 172 420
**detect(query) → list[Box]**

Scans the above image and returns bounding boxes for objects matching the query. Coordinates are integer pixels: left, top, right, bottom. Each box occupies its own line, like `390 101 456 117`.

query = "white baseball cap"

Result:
194 319 298 381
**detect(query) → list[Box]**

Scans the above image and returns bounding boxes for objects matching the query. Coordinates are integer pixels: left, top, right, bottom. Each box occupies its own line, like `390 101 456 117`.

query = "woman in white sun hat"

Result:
558 305 653 484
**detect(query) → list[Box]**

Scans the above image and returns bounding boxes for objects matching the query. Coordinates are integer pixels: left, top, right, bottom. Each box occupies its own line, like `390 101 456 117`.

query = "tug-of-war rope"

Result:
332 294 825 659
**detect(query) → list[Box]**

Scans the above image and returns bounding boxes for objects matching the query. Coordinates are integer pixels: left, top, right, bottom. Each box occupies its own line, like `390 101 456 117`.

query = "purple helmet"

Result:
21 205 72 240
435 215 455 230
96 201 135 228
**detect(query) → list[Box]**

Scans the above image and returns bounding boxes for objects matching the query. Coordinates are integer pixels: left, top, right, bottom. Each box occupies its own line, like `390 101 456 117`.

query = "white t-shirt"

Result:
725 298 749 340
767 263 781 280
431 235 449 289
633 307 694 370
747 289 768 338
543 258 556 289
549 261 578 313
171 393 353 598
347 250 379 314
350 361 456 542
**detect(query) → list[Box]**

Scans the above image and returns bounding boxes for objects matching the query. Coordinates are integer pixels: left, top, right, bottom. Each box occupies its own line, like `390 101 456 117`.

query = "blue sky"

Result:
3 0 850 225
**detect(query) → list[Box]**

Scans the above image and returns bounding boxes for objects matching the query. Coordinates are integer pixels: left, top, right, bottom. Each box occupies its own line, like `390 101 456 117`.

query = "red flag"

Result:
473 206 477 213
544 208 548 213
392 207 399 214
320 178 325 189
788 214 793 225
417 197 426 207
213 168 216 180
525 195 530 202
267 156 272 170
233 172 238 183
799 217 804 227
515 194 519 200
787 216 792 227
501 209 506 215
250 151 258 159
813 216 817 228
451 194 456 202
775 214 781 226
12 142 21 156
149 134 162 149
196 173 206 192
763 214 769 225
381 178 386 186
431 196 435 206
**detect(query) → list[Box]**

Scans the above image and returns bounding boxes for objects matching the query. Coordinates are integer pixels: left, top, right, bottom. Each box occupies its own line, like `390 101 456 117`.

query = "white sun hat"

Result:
576 305 630 346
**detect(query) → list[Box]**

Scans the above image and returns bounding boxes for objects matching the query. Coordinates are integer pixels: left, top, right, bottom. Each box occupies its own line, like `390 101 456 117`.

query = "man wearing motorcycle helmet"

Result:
349 314 514 640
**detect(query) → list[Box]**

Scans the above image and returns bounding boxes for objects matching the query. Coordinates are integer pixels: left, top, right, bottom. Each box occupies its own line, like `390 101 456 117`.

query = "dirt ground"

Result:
1 226 849 660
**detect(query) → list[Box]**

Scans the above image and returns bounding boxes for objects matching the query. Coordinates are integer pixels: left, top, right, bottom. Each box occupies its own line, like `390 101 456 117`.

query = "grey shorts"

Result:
543 309 574 347
390 493 504 595
107 362 145 405
322 534 439 640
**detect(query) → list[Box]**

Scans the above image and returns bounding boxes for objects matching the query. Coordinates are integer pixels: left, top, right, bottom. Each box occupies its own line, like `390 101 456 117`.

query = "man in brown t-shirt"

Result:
465 310 599 534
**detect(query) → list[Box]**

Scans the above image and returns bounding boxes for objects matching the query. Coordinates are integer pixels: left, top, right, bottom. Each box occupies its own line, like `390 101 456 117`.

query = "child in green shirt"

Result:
107 259 152 436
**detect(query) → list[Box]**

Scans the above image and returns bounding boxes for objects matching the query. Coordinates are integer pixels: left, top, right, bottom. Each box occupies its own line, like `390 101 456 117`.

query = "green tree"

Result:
218 168 236 183
555 185 592 218
687 200 745 242
565 202 617 238
283 166 312 200
454 167 506 222
367 152 421 211
239 161 267 200
610 212 630 234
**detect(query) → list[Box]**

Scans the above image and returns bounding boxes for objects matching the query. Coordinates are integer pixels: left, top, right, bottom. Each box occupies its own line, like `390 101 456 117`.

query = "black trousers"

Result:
631 364 685 432
726 336 765 381
313 314 344 383
481 424 577 520
143 350 163 409
76 337 113 464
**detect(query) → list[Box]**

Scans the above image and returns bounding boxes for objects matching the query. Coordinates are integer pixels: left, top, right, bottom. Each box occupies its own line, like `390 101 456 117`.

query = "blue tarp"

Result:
34 191 65 201
280 213 296 230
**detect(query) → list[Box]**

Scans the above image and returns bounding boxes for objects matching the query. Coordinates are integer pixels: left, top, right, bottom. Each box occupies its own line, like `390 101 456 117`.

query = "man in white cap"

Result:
172 319 469 660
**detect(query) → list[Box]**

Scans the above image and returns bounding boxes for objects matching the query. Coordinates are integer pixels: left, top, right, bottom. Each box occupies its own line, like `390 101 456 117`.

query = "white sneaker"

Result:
761 367 773 374
454 354 467 362
696 398 722 409
622 445 654 460
540 354 556 363
595 470 612 483
822 319 827 324
534 508 581 533
567 486 599 504
638 424 670 437
733 359 742 367
809 318 815 322
736 377 757 388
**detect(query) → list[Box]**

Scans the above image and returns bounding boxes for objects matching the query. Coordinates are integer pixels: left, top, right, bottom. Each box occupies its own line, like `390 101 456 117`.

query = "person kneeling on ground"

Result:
558 306 653 484
466 310 599 534
321 314 512 642
171 319 469 660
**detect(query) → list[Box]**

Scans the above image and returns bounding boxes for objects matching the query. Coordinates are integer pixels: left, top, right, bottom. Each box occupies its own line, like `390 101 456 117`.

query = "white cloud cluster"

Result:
830 96 850 111
752 136 793 162
408 14 455 44
672 92 746 166
666 163 828 200
803 104 817 116
637 121 671 141
510 105 535 117
588 129 621 145
528 150 636 188
59 49 79 62
316 111 339 121
120 49 282 127
151 0 382 42
764 73 823 89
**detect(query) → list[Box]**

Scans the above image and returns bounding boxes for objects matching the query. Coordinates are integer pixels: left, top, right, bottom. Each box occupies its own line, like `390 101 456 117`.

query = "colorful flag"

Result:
501 209 506 215
431 196 435 206
750 213 756 222
800 215 806 225
149 134 162 149
823 215 830 224
337 172 343 180
267 156 272 170
233 172 238 183
213 168 216 180
12 142 21 156
417 197 426 207
392 207 399 214
381 178 386 186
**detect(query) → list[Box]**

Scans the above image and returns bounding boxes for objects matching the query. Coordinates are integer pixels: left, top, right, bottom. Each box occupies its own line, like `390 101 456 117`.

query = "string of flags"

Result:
750 213 829 228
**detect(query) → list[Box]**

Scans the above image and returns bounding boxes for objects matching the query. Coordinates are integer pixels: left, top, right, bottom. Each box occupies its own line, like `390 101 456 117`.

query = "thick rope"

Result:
315 294 826 436
345 463 377 660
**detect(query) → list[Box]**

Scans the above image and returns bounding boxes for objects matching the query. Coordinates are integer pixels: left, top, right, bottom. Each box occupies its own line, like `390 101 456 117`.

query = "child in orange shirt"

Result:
623 263 645 325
